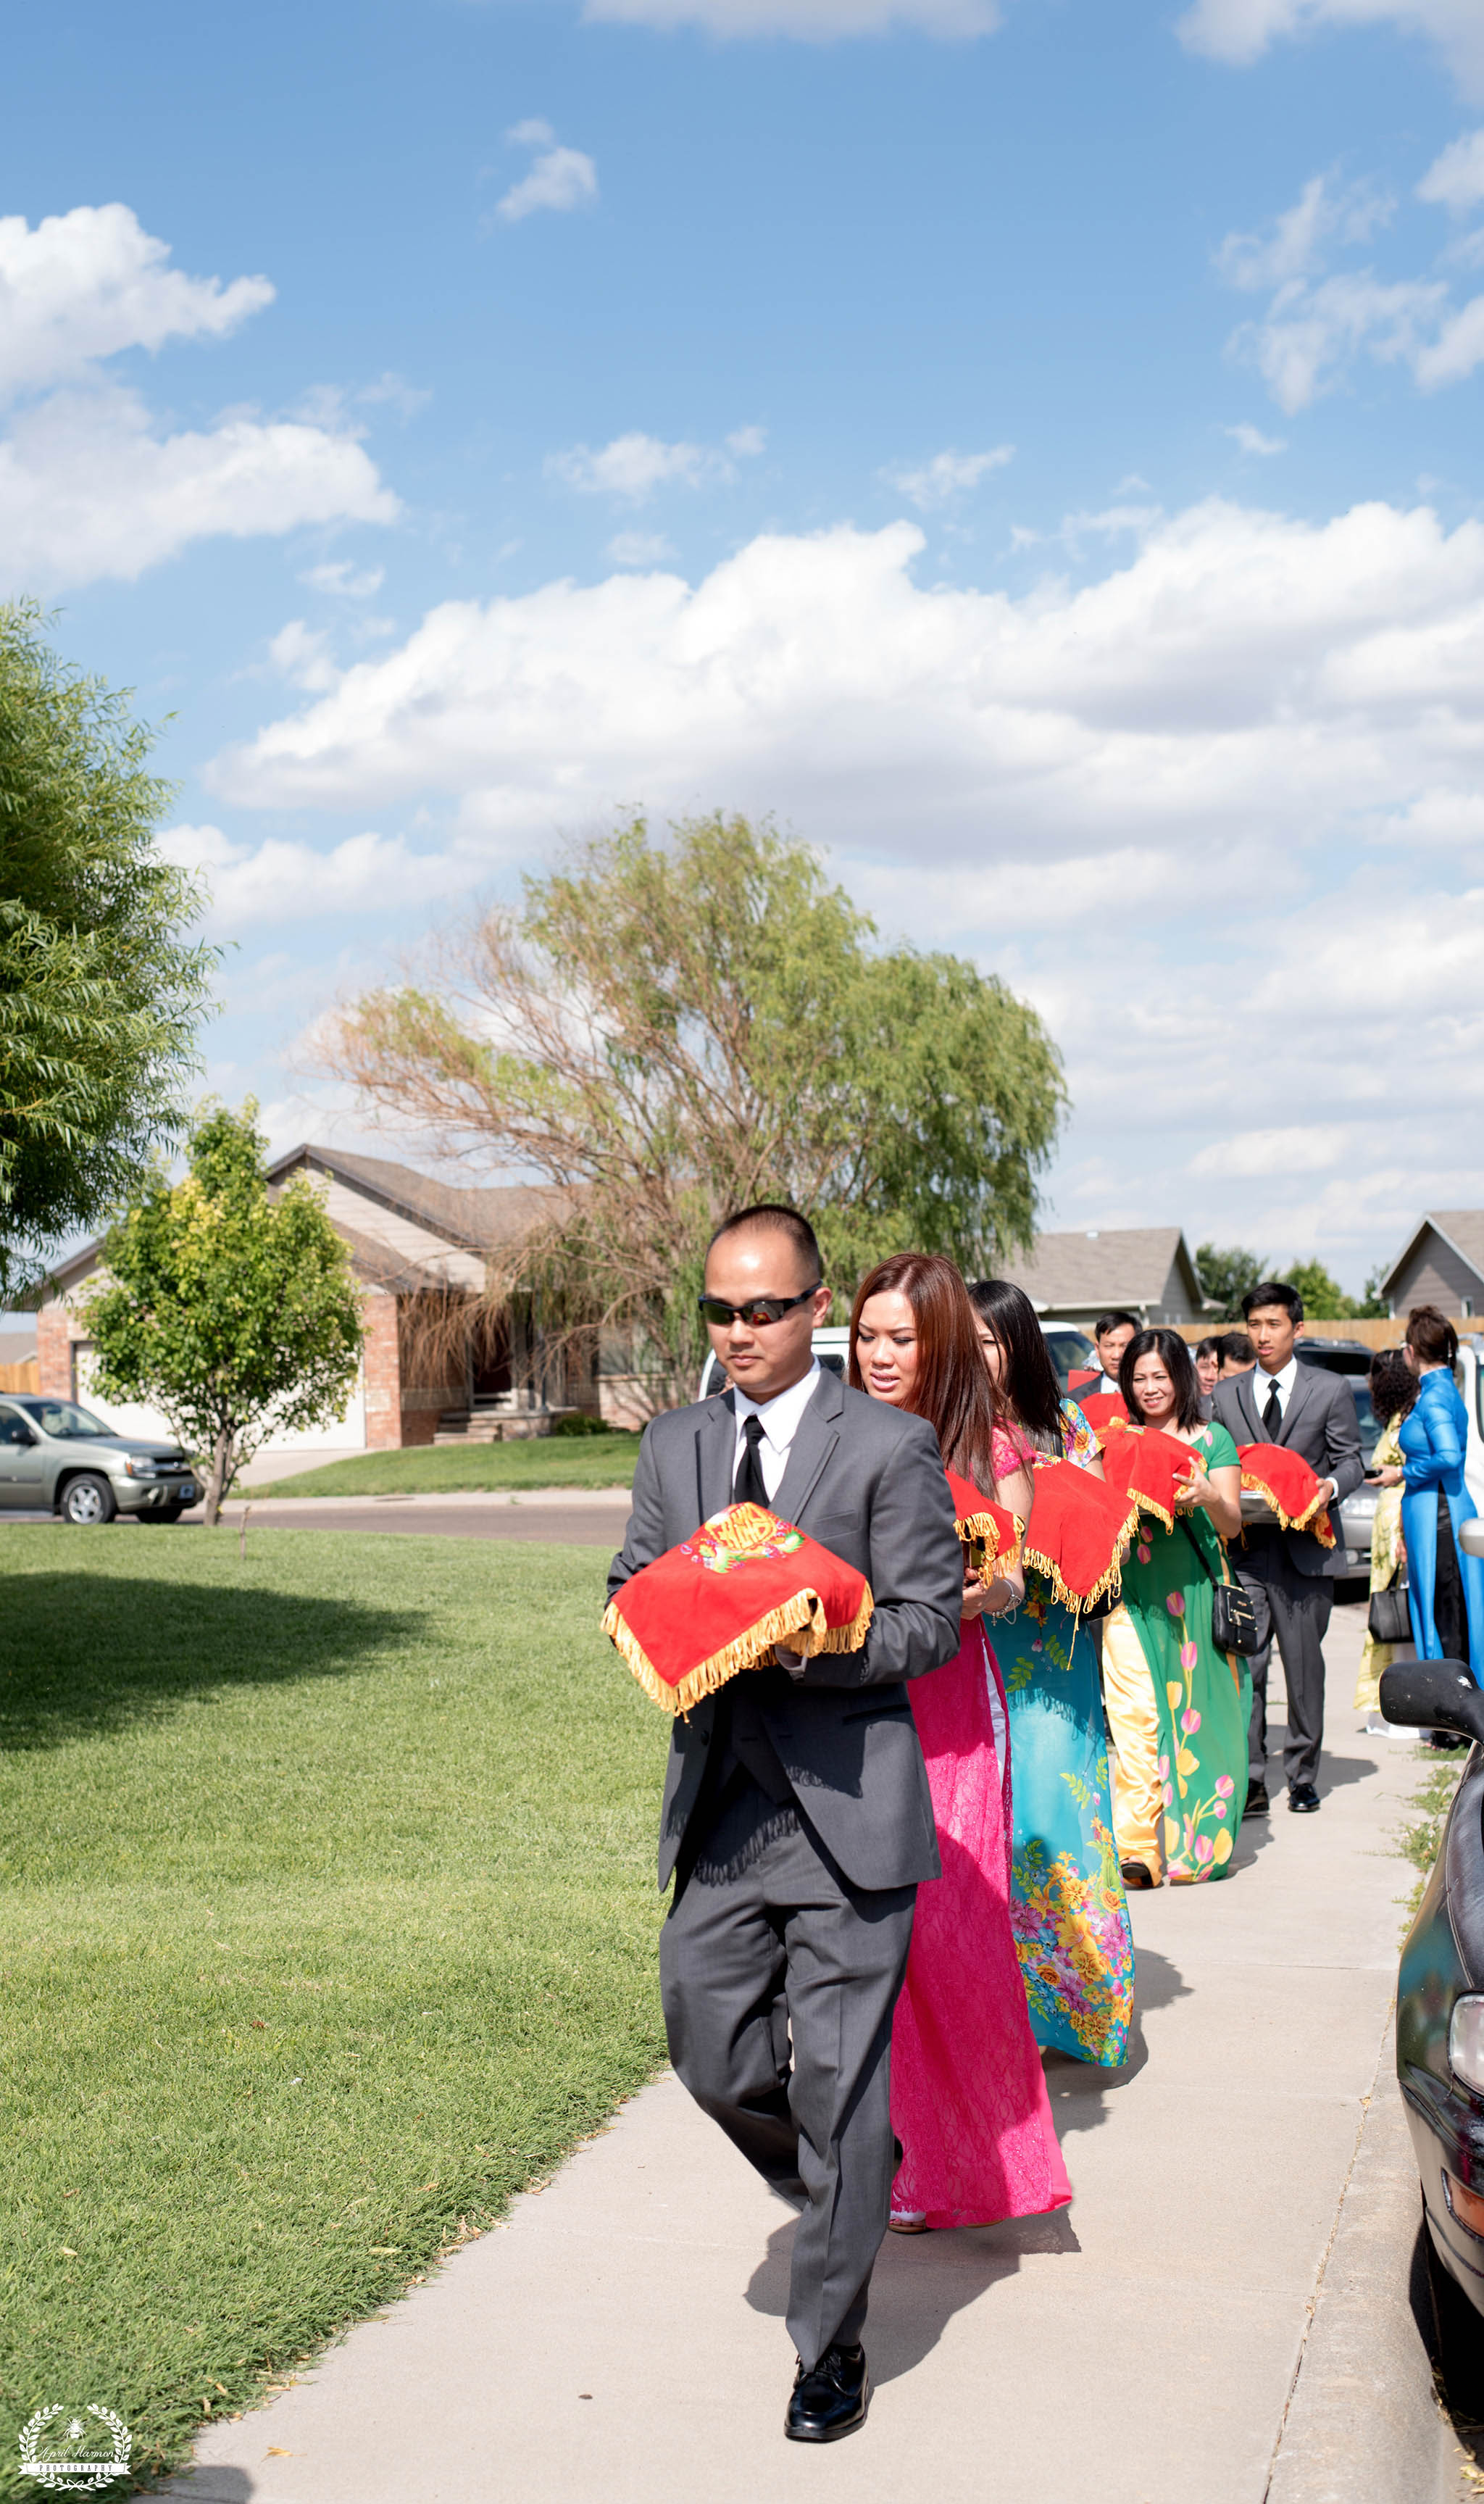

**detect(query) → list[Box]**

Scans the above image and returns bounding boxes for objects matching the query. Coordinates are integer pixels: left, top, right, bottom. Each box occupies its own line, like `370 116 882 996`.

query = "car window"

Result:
1347 1381 1380 1466
0 1405 36 1446
14 1399 112 1439
1043 1330 1097 1391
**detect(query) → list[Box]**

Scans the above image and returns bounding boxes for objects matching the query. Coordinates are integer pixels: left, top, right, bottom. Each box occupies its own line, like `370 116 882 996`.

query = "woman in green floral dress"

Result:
1101 1329 1250 1887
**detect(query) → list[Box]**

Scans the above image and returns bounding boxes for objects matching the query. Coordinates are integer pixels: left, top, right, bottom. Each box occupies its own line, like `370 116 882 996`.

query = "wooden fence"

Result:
0 1360 38 1393
1167 1318 1471 1353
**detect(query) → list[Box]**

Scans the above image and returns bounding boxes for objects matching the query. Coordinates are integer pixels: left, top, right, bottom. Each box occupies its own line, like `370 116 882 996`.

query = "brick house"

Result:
36 1144 589 1455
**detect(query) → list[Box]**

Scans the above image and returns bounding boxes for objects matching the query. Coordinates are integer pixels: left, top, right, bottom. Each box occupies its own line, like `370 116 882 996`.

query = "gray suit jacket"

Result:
608 1366 964 1894
1212 1362 1364 1578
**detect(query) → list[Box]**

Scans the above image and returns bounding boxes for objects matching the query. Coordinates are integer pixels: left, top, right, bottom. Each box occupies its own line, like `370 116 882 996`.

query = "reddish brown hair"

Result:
849 1252 999 1492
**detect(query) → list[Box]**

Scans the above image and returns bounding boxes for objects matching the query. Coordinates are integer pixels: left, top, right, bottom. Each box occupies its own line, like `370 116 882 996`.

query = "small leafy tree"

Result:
0 602 217 1295
320 812 1067 1408
84 1102 364 1521
1282 1257 1359 1321
1194 1241 1267 1321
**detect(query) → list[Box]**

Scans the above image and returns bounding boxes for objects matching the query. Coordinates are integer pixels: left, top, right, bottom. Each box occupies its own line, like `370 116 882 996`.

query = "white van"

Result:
699 1320 1099 1401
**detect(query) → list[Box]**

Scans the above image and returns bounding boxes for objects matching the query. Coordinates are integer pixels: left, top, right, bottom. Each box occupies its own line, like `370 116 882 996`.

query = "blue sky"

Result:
7 0 1484 1290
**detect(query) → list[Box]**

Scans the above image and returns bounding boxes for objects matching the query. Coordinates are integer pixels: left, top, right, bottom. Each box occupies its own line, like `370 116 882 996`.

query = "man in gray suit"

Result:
1212 1281 1363 1816
608 1204 962 2443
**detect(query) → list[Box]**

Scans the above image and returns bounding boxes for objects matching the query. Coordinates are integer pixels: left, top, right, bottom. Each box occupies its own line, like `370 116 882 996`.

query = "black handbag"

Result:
1212 1579 1262 1656
1368 1578 1412 1646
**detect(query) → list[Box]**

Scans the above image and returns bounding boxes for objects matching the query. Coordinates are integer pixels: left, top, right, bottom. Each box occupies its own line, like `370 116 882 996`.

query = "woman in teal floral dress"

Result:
970 1281 1135 2068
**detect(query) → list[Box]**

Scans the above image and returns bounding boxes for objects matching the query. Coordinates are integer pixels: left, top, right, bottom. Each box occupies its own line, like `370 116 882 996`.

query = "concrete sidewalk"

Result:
167 1605 1465 2504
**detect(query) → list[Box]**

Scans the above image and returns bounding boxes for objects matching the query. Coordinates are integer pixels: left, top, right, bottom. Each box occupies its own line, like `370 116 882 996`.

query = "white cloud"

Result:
207 496 1484 1283
1419 128 1484 209
1217 175 1391 294
1178 0 1484 101
0 203 272 403
883 445 1014 509
0 385 396 593
583 0 999 34
1226 421 1288 454
495 133 598 224
156 823 478 931
0 202 397 591
1189 1126 1348 1178
210 498 1484 872
268 620 339 691
546 425 765 500
608 531 678 565
1218 169 1484 407
300 560 386 598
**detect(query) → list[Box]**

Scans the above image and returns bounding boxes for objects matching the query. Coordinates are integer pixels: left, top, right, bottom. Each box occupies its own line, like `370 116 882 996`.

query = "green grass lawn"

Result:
251 1434 641 1499
0 1526 669 2497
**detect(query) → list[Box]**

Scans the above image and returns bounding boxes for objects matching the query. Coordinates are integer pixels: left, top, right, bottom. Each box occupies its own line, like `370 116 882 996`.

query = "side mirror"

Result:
1380 1659 1484 1748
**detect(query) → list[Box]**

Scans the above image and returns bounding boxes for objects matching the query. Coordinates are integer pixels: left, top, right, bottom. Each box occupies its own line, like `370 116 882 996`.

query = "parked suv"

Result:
0 1396 199 1523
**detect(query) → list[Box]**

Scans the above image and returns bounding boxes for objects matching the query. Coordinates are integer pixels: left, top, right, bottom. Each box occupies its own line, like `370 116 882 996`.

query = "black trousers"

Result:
659 1774 916 2370
1234 1533 1333 1792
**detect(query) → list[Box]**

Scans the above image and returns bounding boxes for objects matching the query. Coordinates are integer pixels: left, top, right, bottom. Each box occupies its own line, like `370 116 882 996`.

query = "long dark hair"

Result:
1120 1326 1202 1431
967 1278 1064 1450
849 1252 999 1492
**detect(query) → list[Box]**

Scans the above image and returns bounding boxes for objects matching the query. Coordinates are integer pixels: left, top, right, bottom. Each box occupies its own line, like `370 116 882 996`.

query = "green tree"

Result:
1357 1264 1391 1320
0 602 217 1294
1282 1257 1359 1321
1194 1242 1267 1320
321 812 1067 1408
83 1102 364 1521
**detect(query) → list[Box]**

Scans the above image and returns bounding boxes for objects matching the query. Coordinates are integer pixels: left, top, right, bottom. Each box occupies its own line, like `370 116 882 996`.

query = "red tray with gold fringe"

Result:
602 1502 874 1716
1100 1426 1199 1531
1020 1459 1138 1613
1237 1444 1335 1548
946 1468 1024 1588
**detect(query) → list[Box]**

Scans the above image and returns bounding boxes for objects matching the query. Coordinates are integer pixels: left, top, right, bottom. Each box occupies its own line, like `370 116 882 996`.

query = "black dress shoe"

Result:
785 2343 870 2442
1243 1778 1270 1819
1288 1782 1320 1813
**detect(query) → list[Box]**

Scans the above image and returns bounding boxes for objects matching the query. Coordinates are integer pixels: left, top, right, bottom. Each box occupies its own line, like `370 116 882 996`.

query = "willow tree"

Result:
0 603 215 1296
321 813 1067 1409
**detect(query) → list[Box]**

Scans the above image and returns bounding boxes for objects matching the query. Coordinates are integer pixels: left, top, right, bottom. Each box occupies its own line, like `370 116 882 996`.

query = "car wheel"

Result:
59 1473 118 1526
1424 2206 1484 2421
136 1507 185 1525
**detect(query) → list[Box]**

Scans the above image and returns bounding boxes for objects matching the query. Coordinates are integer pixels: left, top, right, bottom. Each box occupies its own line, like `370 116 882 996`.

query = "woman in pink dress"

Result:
850 1252 1072 2234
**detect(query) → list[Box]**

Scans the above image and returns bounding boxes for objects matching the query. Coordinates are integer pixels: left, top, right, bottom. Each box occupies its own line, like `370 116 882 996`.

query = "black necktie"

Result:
1263 1380 1283 1435
733 1413 768 1507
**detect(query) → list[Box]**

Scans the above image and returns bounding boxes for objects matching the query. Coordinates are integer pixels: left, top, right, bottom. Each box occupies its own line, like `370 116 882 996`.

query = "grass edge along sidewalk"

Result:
0 1526 668 2500
249 1433 641 1501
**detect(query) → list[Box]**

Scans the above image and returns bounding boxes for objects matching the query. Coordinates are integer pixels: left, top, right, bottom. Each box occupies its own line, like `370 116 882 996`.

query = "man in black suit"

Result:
1212 1281 1363 1815
608 1205 962 2443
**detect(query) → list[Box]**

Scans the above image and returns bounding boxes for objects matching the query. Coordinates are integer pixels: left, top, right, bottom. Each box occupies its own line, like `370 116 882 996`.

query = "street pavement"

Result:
166 1602 1470 2504
0 1489 635 1547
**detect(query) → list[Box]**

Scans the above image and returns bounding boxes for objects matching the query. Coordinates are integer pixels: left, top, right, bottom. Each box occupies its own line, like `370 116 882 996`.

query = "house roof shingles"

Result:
1382 1210 1484 1297
1001 1226 1197 1312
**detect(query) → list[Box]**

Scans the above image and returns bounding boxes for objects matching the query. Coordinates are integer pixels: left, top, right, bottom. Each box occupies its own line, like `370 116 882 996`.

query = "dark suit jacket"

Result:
608 1366 964 1894
1212 1361 1364 1578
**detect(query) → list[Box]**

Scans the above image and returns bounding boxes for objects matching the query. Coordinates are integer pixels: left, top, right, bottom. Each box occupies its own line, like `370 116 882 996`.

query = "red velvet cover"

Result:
1020 1460 1138 1611
1075 1392 1131 1446
1236 1444 1335 1548
1100 1425 1199 1529
946 1468 1024 1588
602 1502 874 1715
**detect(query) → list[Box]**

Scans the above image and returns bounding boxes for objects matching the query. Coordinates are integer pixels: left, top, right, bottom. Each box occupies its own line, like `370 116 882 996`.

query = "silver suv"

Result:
0 1396 199 1524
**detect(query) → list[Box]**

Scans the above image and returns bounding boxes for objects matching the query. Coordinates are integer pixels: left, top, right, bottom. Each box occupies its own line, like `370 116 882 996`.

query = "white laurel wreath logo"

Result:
17 2405 131 2494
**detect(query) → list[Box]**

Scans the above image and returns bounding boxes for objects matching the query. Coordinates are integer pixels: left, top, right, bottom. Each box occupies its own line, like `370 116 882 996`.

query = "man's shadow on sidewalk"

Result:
743 1946 1190 2384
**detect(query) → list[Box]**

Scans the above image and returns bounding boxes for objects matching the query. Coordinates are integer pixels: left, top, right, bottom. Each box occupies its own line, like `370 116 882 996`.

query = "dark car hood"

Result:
47 1434 189 1460
1447 1750 1484 1989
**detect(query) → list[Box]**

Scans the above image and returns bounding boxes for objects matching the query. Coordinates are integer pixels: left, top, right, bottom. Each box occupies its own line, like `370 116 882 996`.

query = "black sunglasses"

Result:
697 1283 821 1329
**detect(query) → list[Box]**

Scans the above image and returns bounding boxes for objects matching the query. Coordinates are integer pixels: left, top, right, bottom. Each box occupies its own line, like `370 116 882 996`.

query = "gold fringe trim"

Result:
1021 1504 1136 1615
601 1584 875 1716
1123 1486 1177 1532
1238 1467 1336 1547
959 1509 1025 1588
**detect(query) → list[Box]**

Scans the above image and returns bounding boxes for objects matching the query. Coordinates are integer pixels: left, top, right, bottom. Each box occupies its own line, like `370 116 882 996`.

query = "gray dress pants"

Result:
1233 1531 1333 1792
659 1773 916 2371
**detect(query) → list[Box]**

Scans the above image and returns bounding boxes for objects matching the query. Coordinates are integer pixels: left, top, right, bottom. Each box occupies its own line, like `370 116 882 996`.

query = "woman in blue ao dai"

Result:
969 1280 1134 2067
1377 1305 1484 1692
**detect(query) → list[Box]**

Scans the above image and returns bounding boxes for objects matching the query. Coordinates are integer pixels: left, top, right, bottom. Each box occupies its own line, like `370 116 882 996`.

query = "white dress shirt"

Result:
732 1360 822 1502
1255 1354 1300 1419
